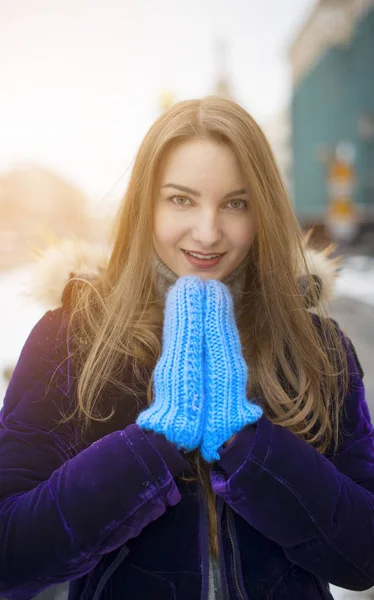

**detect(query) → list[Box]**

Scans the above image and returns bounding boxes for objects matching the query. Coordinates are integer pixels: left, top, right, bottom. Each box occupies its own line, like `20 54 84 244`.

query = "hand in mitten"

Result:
200 280 263 462
136 276 206 452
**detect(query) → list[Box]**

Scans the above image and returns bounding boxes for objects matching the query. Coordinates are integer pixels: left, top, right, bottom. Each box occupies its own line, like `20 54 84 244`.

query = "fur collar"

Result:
31 239 339 311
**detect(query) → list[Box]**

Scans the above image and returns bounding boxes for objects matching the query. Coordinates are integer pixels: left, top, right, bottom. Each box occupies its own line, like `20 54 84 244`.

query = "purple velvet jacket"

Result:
0 308 373 600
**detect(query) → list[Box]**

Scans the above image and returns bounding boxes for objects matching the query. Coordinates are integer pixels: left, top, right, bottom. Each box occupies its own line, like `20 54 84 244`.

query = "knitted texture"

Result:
136 276 206 451
200 280 263 462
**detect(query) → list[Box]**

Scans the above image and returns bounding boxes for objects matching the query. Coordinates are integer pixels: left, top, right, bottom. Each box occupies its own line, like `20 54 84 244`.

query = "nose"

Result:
191 211 222 248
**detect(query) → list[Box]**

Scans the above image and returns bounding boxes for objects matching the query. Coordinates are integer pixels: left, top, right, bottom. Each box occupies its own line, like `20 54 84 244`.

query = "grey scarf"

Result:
153 253 249 313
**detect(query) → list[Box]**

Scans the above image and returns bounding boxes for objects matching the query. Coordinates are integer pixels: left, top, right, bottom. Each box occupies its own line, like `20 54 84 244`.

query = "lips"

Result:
183 250 223 259
181 249 225 269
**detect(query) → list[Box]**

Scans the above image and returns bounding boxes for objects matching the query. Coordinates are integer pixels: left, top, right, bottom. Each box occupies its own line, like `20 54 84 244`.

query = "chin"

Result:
196 271 222 281
180 267 225 281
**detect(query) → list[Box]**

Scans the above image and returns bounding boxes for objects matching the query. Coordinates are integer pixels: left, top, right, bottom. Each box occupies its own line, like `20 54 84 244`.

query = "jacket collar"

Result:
31 239 339 311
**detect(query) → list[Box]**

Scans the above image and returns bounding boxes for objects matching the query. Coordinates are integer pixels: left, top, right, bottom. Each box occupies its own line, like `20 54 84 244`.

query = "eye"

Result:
227 199 248 210
170 195 191 206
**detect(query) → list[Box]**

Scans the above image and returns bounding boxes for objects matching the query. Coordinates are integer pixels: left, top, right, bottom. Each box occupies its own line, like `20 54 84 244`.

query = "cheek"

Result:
227 218 255 250
153 207 185 247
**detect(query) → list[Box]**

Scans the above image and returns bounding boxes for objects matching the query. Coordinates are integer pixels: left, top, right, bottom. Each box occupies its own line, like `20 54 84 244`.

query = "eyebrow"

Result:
161 183 248 199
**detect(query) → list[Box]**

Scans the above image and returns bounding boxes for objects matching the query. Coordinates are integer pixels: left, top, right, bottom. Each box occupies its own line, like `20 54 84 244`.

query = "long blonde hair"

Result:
66 96 347 557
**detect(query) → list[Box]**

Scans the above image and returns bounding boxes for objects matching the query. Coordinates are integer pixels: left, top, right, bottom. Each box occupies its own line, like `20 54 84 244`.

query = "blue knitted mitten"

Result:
136 276 206 452
200 280 263 462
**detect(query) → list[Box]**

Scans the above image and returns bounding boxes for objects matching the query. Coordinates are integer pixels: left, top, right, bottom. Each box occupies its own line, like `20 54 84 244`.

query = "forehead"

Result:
159 138 246 188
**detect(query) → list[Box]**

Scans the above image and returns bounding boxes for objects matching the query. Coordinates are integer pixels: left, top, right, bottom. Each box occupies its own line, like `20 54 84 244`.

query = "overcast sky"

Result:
0 0 316 211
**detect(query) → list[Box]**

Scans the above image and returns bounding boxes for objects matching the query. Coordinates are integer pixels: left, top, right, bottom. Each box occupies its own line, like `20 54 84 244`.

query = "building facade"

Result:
290 0 374 226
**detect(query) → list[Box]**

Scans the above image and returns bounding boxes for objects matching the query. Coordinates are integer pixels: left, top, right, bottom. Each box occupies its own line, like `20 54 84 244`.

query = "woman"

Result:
0 96 373 600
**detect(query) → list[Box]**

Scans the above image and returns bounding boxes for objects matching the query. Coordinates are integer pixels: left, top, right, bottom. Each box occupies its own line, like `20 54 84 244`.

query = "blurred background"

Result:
0 1 373 598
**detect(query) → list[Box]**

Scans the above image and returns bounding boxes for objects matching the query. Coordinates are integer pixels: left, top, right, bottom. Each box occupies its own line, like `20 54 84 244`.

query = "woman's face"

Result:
153 138 255 280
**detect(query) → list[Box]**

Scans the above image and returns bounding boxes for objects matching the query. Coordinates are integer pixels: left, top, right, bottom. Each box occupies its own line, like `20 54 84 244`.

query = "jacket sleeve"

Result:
0 310 187 600
211 328 374 592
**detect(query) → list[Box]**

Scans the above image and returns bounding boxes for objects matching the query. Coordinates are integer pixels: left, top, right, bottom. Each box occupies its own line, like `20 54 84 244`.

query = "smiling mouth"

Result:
182 249 226 260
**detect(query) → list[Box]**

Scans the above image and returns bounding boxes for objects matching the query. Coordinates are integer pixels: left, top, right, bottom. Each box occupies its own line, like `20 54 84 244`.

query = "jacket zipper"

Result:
92 544 129 600
200 490 210 600
225 504 245 600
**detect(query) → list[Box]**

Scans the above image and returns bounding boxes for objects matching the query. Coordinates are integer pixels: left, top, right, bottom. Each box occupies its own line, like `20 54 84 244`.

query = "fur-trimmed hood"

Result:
31 238 339 310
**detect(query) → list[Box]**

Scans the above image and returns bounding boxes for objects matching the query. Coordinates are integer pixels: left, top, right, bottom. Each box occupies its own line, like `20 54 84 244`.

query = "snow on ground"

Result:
335 255 374 307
